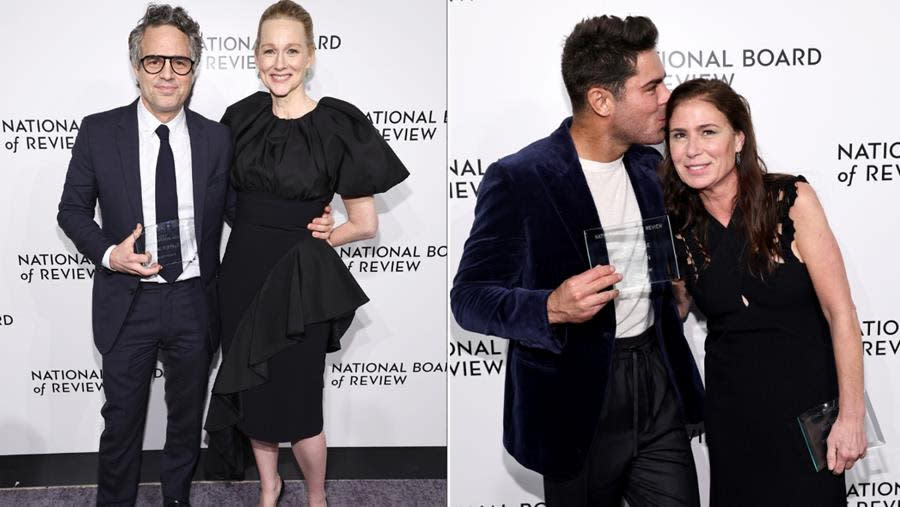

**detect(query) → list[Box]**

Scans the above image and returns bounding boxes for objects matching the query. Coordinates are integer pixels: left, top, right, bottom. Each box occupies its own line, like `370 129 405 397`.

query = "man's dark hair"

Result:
561 15 658 112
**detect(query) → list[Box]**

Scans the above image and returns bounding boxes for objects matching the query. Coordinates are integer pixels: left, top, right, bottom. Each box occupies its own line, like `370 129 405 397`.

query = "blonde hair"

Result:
254 0 315 53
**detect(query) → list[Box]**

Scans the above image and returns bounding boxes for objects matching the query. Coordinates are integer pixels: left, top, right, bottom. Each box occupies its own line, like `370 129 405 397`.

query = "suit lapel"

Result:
535 119 600 268
623 147 665 220
187 109 208 248
623 146 667 301
534 126 667 269
116 100 143 226
533 122 668 269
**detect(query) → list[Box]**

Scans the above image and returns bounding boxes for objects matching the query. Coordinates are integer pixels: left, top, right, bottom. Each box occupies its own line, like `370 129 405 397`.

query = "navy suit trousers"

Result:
97 279 210 506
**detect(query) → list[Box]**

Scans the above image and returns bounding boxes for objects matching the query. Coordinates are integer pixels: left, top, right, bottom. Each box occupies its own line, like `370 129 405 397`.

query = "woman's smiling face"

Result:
668 98 745 197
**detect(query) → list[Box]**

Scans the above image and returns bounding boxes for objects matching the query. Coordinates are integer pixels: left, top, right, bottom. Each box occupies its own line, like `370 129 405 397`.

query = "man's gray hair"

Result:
128 4 203 69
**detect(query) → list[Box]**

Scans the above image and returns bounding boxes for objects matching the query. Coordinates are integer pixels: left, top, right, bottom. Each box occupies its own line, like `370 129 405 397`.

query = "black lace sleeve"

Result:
672 216 706 291
773 174 808 263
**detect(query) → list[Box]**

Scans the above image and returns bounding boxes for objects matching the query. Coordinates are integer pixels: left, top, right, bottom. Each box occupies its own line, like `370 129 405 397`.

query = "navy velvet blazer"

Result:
451 118 704 478
57 100 232 354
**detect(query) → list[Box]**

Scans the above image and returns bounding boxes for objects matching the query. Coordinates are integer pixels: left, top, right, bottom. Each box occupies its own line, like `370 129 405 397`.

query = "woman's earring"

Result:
736 151 742 167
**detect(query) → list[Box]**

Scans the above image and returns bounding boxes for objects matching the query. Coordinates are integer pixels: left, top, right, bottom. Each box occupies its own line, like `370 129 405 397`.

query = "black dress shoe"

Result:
163 499 190 506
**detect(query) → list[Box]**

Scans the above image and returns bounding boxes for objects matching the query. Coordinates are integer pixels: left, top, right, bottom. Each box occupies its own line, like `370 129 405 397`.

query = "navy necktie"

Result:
155 124 183 282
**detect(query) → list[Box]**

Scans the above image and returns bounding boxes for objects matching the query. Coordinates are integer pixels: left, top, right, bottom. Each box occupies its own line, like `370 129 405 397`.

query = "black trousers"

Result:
97 279 211 506
543 329 700 507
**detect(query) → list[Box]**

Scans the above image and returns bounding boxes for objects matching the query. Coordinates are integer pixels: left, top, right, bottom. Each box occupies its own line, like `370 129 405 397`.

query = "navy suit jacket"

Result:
451 118 704 478
57 99 232 354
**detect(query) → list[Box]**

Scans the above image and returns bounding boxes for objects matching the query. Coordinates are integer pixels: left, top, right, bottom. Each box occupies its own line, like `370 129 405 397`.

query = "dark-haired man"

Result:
451 15 704 506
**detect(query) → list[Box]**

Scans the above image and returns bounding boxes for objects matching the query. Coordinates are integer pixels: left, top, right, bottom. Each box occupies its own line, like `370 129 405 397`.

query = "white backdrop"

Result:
449 1 899 505
0 0 446 455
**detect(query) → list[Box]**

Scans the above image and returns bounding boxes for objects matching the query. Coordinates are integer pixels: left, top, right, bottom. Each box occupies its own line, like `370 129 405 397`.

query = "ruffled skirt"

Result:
205 191 367 468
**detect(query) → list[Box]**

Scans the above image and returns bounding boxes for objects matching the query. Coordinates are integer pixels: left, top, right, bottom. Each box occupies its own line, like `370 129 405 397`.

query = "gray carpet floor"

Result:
0 479 446 506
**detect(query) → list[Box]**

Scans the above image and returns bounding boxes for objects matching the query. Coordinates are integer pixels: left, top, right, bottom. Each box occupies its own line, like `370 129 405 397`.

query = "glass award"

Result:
135 218 197 270
797 392 886 472
583 215 679 292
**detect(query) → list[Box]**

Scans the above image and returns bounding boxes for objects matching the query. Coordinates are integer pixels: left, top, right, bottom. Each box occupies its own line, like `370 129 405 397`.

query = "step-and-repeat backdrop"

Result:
449 0 898 505
0 0 446 455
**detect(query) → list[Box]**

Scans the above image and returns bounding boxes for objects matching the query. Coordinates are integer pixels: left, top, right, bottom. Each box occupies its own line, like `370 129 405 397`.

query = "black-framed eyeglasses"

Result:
140 55 195 76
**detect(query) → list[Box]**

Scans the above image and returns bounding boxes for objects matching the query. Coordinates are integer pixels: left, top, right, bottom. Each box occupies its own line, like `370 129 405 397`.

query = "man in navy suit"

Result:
59 6 335 503
57 5 258 505
59 6 229 506
451 16 705 506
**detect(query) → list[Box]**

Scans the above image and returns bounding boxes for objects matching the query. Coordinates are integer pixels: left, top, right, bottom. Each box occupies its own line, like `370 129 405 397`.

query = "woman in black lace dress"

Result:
661 79 865 506
204 2 408 506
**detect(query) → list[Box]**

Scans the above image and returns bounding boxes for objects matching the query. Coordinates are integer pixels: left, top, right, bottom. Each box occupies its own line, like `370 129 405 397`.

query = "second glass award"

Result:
797 392 886 472
583 215 679 292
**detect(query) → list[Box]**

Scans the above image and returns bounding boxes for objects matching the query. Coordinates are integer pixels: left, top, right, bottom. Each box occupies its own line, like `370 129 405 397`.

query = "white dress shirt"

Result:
580 156 654 338
102 99 200 283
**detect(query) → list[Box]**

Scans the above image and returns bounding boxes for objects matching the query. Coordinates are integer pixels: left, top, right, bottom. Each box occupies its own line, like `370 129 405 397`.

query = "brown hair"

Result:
254 0 315 53
661 78 792 277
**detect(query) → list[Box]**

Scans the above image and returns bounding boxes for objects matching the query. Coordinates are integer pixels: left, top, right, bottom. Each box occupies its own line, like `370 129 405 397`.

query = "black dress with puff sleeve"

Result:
205 92 408 467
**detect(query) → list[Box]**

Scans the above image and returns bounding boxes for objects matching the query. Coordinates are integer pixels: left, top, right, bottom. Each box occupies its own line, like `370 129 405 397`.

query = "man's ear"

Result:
585 86 615 118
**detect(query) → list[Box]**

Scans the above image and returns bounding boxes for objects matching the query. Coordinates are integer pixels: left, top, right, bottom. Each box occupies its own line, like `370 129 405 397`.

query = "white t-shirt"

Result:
580 157 654 338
